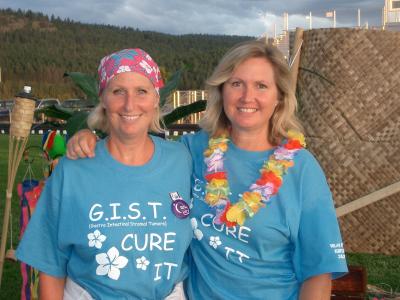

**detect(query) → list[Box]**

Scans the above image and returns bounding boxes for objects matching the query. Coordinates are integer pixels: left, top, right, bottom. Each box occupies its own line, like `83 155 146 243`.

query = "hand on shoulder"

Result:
66 129 97 159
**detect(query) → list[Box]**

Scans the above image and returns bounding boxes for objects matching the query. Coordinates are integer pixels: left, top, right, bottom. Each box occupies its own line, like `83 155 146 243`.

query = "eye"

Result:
112 88 125 95
257 83 267 90
231 81 241 87
137 88 148 95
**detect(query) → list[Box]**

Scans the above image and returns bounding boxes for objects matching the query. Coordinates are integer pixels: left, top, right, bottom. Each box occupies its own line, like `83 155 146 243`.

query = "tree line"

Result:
0 8 252 100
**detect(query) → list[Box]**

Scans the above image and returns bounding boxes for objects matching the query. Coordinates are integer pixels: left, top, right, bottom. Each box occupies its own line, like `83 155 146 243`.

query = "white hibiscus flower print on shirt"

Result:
136 256 150 271
88 230 106 249
209 236 222 249
96 247 128 280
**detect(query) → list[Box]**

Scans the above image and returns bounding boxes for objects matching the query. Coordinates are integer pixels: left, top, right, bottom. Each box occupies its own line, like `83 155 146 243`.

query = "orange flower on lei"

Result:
203 131 305 227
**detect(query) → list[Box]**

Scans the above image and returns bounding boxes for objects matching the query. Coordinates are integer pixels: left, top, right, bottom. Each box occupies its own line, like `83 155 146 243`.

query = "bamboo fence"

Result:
295 28 400 254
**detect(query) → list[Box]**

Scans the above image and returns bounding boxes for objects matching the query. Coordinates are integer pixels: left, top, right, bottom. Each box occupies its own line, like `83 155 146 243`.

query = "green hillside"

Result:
0 8 252 100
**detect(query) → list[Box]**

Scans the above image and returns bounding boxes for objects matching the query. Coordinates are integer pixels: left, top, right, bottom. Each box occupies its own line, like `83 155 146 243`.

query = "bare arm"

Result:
299 273 332 300
39 272 65 300
66 129 97 159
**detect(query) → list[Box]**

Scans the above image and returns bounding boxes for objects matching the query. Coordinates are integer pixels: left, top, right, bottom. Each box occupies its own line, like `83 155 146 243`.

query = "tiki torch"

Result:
0 86 36 286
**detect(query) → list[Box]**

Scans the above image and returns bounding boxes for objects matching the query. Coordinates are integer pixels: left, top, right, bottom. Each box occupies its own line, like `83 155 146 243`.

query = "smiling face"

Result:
222 57 279 138
102 71 159 142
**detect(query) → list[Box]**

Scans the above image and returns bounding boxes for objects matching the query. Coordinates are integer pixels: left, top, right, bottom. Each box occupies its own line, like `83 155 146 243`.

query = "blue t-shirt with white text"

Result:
17 136 193 300
181 130 347 300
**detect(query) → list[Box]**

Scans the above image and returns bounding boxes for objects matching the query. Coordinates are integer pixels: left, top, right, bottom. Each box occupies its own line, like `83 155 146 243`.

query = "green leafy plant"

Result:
37 70 207 137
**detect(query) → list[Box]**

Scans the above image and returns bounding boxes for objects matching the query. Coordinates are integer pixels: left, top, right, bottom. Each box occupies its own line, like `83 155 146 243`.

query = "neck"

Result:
107 134 154 166
230 128 273 151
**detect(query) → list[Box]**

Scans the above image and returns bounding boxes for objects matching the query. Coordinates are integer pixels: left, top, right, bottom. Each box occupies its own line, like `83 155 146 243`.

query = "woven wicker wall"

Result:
296 28 400 254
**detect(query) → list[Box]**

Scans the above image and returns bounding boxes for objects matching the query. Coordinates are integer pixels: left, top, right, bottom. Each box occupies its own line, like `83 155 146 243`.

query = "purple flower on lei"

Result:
250 183 274 202
214 199 229 225
205 149 224 173
274 146 296 160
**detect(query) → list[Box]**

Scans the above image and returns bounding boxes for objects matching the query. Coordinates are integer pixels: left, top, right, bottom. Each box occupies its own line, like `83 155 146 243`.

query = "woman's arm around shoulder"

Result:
66 129 97 159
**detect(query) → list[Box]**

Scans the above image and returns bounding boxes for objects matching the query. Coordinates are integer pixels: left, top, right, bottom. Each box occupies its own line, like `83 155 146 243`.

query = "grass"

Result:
347 252 400 298
0 134 399 298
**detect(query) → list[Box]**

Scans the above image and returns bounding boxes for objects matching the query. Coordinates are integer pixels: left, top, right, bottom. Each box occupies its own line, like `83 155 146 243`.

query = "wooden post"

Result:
290 27 304 93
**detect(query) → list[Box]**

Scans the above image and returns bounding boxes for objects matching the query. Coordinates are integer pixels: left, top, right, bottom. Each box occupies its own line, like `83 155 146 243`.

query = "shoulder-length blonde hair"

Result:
199 40 303 145
87 92 163 134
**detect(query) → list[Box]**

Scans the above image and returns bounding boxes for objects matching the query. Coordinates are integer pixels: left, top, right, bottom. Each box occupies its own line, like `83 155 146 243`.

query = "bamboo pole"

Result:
0 96 35 286
336 181 400 218
289 27 304 93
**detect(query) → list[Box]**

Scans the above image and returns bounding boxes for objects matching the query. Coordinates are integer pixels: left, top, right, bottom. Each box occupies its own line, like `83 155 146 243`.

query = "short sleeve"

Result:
16 161 71 278
293 153 348 282
179 134 196 192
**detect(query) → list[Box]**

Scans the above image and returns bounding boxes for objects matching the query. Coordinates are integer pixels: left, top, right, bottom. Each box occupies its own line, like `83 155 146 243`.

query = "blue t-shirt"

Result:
181 130 348 300
16 136 193 300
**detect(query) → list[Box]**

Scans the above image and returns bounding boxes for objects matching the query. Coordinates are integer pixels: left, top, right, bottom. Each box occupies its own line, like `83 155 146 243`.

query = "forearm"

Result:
299 273 331 300
39 272 65 300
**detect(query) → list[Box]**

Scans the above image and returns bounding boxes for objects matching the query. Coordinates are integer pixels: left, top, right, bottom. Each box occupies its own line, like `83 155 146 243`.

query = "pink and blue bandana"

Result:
98 48 164 95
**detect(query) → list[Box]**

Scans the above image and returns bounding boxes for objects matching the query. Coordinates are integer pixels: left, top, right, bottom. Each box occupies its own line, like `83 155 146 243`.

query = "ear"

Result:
154 94 160 108
100 95 106 108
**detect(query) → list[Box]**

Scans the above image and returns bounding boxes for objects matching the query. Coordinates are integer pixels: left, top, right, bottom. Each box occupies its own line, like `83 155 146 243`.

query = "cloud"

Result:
0 0 383 35
101 0 266 36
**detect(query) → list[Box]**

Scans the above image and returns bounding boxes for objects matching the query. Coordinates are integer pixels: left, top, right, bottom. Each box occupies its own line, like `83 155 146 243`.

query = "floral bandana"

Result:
97 48 164 95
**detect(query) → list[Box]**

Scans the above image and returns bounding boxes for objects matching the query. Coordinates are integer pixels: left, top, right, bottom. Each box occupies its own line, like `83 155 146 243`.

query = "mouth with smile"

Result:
237 107 258 113
120 113 142 121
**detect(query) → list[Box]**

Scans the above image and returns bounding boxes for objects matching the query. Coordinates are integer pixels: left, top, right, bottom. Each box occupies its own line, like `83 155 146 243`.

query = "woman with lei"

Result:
67 41 347 299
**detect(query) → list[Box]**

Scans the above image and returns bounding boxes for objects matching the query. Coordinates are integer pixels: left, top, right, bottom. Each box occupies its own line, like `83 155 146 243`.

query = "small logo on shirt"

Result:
169 192 190 219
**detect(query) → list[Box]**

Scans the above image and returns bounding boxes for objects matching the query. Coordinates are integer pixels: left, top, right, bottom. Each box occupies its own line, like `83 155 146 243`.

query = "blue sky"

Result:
1 0 384 36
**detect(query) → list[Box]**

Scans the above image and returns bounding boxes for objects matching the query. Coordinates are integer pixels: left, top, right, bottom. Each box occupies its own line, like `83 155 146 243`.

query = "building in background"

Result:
273 13 290 60
171 90 207 124
383 0 400 31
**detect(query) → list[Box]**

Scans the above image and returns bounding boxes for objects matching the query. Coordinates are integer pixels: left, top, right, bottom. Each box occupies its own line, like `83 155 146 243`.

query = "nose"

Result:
241 86 255 103
123 92 137 111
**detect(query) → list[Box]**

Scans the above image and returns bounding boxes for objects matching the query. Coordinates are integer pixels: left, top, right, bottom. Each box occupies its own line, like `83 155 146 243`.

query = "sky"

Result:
1 0 384 37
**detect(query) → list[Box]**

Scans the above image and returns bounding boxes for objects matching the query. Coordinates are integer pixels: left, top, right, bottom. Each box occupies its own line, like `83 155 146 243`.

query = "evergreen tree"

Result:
0 8 252 99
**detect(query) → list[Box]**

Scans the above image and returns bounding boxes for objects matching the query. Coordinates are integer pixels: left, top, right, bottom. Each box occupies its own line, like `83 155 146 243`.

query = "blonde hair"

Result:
199 40 303 145
87 94 163 134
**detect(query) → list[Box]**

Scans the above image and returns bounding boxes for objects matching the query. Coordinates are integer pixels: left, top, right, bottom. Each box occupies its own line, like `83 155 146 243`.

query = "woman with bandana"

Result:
16 49 192 300
66 41 348 299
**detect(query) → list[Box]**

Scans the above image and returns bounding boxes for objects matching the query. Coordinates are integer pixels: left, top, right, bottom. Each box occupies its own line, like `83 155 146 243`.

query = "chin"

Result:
111 127 147 139
233 121 262 129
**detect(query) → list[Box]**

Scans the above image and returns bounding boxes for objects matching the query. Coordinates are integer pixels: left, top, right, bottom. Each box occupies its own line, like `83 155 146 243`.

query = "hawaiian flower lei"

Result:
203 130 306 227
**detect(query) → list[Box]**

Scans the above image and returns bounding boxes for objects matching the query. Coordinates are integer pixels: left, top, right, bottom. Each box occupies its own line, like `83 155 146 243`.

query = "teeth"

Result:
121 114 140 120
238 108 257 113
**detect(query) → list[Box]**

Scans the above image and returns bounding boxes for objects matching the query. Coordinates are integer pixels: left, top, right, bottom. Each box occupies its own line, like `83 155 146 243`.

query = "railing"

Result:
0 123 201 136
